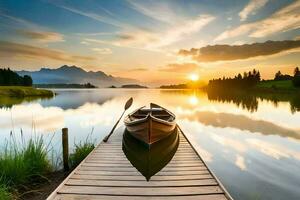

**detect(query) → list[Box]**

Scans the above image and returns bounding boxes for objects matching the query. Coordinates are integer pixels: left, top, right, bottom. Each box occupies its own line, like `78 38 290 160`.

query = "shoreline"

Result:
205 80 300 94
0 86 54 97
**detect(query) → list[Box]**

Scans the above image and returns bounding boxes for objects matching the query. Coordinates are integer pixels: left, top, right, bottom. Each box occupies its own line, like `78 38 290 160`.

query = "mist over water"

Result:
0 89 300 200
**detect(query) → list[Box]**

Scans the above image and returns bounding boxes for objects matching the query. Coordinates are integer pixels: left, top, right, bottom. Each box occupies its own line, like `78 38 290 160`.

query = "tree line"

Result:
208 69 261 89
0 68 33 86
208 67 300 89
274 67 300 87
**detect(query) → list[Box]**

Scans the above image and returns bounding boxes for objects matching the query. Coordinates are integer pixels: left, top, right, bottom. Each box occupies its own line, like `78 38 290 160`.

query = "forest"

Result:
0 68 33 86
208 67 300 89
208 69 261 89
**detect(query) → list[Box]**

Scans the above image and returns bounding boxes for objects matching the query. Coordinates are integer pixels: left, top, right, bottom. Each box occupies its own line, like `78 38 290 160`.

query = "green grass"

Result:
0 128 95 198
69 142 95 168
256 80 295 90
0 86 53 97
0 135 52 198
0 184 13 200
69 128 96 168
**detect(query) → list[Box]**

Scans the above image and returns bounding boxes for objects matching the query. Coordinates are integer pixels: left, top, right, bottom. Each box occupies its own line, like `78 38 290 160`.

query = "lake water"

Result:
0 89 300 200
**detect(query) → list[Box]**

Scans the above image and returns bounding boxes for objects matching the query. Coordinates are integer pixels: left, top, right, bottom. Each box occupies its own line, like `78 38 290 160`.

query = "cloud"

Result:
85 15 214 51
153 15 215 48
126 1 215 49
0 104 65 132
17 30 64 43
81 41 90 45
0 13 39 29
160 63 200 73
76 32 116 36
114 30 160 49
211 135 247 153
50 2 128 28
53 1 214 50
128 68 148 72
246 138 300 160
76 0 215 51
183 111 300 140
0 41 94 62
92 48 112 55
127 0 180 24
239 0 269 21
235 154 247 171
216 1 300 41
179 40 300 62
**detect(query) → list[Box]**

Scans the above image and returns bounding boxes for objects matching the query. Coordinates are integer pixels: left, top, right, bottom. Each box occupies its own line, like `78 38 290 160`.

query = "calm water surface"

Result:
0 89 300 200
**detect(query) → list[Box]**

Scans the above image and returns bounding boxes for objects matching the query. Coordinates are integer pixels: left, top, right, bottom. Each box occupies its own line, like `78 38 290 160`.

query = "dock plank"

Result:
47 126 232 200
71 174 213 181
53 194 228 200
58 185 224 196
66 179 218 187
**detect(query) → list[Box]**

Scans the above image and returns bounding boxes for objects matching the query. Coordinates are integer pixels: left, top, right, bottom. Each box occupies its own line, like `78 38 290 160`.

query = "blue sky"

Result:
0 0 299 84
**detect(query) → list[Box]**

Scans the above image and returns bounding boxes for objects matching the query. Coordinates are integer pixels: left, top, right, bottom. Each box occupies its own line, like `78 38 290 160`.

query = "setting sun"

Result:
189 73 199 81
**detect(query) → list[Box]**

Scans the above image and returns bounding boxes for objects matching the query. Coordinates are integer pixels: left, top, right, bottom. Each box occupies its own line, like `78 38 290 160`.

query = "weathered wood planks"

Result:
47 126 233 200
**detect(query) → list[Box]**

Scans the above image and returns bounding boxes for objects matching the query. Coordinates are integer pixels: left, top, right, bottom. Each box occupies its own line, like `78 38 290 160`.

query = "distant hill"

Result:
159 84 188 89
121 84 148 88
35 83 97 88
17 65 139 87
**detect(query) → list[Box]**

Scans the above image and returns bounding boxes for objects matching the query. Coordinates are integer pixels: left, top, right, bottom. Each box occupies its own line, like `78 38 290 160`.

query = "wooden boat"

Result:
122 127 179 181
124 103 176 145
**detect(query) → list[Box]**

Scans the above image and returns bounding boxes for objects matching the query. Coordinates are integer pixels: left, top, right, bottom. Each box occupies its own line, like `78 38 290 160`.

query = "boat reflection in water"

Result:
122 128 179 181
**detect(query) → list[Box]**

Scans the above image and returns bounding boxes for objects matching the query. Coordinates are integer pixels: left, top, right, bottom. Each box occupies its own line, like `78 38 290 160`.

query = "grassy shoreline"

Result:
253 80 300 93
0 86 54 97
0 131 95 199
206 80 300 94
0 136 52 199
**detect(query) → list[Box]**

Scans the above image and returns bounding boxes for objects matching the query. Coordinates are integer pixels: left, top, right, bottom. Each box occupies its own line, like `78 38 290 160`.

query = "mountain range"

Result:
17 65 139 87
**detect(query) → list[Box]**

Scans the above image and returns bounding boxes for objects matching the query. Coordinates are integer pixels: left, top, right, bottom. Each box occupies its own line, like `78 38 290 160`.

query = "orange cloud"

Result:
0 41 94 62
17 30 64 43
91 48 112 55
160 63 201 73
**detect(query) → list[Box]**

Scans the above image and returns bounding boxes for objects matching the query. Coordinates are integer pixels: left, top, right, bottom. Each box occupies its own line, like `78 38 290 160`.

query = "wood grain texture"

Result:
47 126 231 200
53 194 228 200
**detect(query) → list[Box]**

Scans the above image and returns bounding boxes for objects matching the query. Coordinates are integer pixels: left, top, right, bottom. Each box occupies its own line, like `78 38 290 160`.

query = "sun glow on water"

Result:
188 95 199 105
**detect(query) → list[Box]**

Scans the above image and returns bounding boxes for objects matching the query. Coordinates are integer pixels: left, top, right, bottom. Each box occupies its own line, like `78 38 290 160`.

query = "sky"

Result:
0 0 300 85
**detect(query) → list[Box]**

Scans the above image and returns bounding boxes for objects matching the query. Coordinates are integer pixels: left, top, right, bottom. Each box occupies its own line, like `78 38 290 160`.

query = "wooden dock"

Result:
47 126 233 200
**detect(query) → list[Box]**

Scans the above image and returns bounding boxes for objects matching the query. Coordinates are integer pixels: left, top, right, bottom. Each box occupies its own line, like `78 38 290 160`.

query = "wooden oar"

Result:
103 97 133 142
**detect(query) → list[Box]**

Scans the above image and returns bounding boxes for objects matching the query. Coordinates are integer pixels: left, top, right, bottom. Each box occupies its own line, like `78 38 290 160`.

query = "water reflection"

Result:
122 128 179 181
206 89 300 113
0 95 52 109
207 89 258 112
40 89 124 110
182 111 300 140
0 89 300 200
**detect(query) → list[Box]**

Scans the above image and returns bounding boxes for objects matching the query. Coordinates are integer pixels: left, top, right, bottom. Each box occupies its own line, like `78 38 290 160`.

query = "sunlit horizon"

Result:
0 0 299 86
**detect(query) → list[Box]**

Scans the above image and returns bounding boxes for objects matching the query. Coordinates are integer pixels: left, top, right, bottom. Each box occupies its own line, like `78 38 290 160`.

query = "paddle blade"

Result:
124 97 133 110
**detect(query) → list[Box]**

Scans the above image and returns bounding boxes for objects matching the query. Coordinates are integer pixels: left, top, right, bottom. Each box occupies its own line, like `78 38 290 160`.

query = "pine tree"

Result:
294 67 300 76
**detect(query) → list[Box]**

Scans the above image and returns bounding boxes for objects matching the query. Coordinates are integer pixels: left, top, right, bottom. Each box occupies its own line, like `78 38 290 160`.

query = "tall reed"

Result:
69 128 95 168
0 133 52 198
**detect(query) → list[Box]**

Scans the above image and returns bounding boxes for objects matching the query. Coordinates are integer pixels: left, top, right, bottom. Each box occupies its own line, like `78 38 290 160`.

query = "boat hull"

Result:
124 114 176 145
